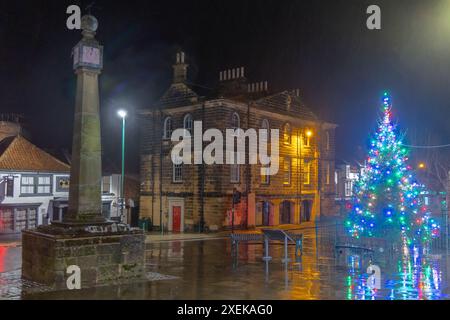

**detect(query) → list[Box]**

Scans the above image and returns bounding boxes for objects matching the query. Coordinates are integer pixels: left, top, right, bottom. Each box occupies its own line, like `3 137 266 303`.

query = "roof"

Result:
254 91 318 121
156 83 200 108
0 135 70 173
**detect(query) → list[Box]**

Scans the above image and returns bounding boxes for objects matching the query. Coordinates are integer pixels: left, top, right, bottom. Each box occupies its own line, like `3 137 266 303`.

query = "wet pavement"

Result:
1 229 449 300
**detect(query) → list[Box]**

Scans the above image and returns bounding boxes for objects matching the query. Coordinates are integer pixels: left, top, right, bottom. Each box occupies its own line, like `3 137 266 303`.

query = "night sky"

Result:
1 0 450 173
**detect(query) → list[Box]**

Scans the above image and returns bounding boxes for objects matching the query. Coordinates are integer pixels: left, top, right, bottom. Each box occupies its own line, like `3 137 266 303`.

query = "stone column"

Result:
64 15 105 225
272 199 281 226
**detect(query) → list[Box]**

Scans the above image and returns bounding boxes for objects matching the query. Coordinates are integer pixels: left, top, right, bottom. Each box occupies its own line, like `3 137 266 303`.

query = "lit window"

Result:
304 160 311 185
303 129 311 147
283 157 291 185
345 181 352 197
325 131 330 151
21 176 34 194
21 176 52 195
163 117 173 139
184 114 193 134
37 176 51 194
283 123 291 145
326 163 330 185
231 112 240 130
173 163 183 182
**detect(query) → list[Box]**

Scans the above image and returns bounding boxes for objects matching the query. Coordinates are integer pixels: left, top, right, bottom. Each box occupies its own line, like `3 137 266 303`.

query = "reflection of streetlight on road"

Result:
117 109 127 223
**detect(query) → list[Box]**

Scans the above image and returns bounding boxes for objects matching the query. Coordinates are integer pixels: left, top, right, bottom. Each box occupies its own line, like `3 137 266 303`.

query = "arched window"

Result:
231 112 240 130
163 117 172 139
184 114 193 134
283 123 291 145
261 119 270 130
261 119 270 139
325 131 330 151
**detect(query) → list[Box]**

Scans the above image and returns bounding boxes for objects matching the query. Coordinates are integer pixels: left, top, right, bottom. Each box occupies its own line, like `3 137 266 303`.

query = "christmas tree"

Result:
345 92 440 245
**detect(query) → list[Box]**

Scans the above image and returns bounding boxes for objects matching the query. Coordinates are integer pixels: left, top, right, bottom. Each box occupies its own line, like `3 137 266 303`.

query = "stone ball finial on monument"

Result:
81 15 98 38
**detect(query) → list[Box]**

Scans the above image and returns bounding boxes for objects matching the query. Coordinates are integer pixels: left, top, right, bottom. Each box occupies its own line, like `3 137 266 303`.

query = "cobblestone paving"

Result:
0 269 53 300
0 268 179 300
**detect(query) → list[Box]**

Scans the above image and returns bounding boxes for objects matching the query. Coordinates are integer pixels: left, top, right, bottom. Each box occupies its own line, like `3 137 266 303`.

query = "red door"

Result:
172 206 181 232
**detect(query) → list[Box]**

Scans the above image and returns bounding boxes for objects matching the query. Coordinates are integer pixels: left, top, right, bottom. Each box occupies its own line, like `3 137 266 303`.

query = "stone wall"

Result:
22 230 145 290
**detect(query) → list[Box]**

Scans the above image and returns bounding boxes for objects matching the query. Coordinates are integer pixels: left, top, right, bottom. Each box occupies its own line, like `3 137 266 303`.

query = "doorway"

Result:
168 198 185 233
261 201 274 226
280 201 293 224
172 206 181 232
302 200 312 222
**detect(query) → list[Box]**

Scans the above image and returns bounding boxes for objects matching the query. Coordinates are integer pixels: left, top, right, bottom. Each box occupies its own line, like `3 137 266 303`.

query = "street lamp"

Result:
418 162 426 170
118 109 127 223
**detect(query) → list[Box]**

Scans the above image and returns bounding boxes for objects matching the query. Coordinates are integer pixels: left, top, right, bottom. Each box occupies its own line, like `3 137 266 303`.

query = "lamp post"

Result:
118 109 127 223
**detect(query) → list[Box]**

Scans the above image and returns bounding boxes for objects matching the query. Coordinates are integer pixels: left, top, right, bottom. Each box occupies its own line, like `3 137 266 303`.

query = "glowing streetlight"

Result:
117 109 127 222
418 162 426 170
306 129 313 137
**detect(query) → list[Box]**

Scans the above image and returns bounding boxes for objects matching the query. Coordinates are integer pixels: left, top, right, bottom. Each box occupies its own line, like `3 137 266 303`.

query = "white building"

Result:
335 164 361 200
0 133 128 234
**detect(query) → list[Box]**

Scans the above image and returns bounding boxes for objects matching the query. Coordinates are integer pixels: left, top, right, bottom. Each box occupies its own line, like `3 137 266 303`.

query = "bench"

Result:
262 229 303 263
230 233 263 256
335 244 375 259
230 230 303 263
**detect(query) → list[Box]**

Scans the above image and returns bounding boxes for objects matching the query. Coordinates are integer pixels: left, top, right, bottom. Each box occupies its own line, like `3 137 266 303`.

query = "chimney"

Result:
247 81 269 94
173 51 188 84
218 66 247 97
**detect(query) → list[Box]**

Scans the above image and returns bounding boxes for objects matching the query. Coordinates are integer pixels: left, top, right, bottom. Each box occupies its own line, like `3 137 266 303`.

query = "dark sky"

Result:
1 0 450 173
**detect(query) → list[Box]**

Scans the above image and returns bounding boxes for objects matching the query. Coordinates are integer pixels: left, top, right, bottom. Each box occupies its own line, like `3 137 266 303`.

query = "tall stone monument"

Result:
22 15 145 290
66 15 105 225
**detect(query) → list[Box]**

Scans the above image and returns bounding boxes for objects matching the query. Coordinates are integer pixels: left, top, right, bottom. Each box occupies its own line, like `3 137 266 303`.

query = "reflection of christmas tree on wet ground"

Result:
345 245 447 300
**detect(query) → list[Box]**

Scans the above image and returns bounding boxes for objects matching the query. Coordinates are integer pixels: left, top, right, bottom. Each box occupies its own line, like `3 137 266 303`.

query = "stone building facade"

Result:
139 52 337 232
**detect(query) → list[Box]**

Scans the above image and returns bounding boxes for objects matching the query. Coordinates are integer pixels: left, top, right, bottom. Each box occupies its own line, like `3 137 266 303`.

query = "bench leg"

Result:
231 240 239 257
282 236 291 264
262 237 272 261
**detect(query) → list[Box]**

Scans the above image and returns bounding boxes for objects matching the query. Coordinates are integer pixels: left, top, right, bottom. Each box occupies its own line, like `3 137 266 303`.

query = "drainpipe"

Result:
199 102 206 232
246 102 251 229
297 127 300 224
151 113 156 228
160 110 164 235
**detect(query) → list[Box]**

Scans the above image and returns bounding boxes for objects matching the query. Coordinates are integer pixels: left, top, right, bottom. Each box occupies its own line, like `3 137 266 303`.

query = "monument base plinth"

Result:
22 225 145 290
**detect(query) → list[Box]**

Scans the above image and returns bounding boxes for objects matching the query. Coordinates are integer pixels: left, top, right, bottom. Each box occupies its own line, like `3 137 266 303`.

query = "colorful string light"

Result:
345 92 440 244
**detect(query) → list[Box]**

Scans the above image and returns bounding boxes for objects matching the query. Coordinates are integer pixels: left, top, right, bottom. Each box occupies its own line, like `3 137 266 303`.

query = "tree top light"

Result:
118 109 127 118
